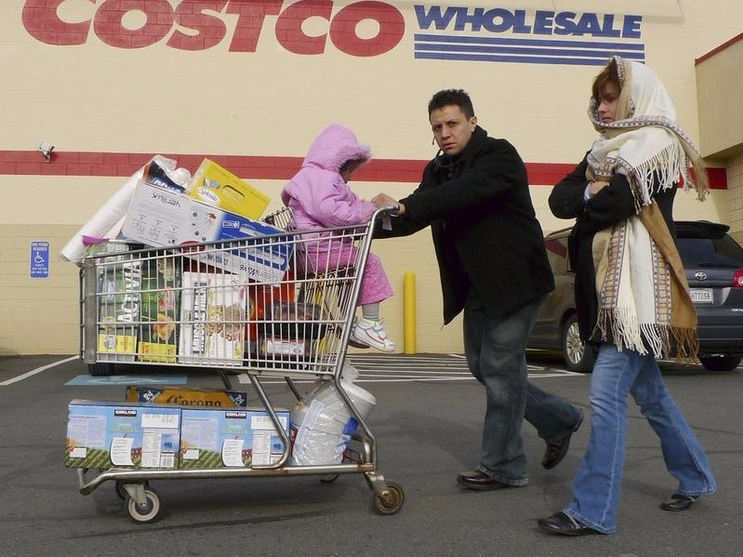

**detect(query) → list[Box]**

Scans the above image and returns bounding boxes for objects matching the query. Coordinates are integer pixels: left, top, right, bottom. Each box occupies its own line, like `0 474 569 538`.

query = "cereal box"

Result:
138 255 180 362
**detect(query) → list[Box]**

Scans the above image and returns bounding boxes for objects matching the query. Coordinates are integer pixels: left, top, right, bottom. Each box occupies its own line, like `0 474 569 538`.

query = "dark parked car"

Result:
528 220 743 372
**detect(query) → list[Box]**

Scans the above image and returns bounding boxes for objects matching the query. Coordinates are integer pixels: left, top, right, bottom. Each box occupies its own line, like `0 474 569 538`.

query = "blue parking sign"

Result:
30 241 50 278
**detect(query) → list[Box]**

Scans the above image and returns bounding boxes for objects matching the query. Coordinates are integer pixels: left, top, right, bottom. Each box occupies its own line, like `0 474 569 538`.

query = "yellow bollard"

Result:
403 271 417 354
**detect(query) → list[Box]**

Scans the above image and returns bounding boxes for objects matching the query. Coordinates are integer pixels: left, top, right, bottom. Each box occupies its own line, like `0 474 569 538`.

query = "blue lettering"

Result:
510 10 531 34
414 5 460 30
455 7 485 32
413 5 642 40
622 14 642 38
533 11 554 35
481 8 512 33
553 12 577 36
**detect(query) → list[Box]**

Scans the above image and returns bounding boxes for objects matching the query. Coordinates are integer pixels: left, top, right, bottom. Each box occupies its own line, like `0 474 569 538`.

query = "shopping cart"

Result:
73 207 404 523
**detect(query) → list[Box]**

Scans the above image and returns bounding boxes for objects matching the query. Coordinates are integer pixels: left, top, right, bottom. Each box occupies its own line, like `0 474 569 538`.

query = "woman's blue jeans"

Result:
565 344 716 533
464 292 580 485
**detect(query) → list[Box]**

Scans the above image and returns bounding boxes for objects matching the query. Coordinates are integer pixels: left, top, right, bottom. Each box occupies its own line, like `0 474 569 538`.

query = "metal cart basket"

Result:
73 207 404 523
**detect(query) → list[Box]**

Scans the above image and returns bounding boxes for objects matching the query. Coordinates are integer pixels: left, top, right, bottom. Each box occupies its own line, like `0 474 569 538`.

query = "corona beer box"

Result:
125 385 248 408
187 158 270 219
65 400 181 469
178 407 290 469
178 271 247 366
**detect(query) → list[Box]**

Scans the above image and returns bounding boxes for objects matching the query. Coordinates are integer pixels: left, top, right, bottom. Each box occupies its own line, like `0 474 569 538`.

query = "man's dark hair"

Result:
428 89 475 119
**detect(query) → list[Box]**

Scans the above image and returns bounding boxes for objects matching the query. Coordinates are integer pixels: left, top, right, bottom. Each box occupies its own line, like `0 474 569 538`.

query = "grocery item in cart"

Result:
65 400 181 469
187 158 270 219
179 408 290 468
60 155 189 264
95 248 142 362
290 373 376 466
178 271 248 366
138 255 180 363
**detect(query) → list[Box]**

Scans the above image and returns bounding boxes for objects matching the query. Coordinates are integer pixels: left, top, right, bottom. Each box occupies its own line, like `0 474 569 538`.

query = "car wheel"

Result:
699 355 742 372
562 314 595 373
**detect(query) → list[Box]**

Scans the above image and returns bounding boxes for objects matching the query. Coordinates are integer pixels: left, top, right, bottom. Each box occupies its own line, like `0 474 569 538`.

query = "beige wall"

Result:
1 1 742 355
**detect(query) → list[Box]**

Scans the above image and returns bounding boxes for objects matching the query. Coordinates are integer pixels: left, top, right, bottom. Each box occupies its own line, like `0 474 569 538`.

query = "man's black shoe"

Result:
537 512 600 536
542 411 584 470
456 470 518 491
660 494 698 512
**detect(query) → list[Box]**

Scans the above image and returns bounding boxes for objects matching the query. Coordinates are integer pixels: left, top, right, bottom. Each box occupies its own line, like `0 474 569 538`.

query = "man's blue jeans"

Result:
464 292 581 485
565 344 716 533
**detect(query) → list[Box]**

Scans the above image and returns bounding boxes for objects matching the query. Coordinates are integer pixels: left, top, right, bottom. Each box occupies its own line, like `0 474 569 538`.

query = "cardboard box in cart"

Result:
138 256 180 363
178 271 248 366
92 245 142 362
182 208 292 284
65 400 181 469
126 385 248 408
179 407 290 469
187 158 270 219
121 180 291 284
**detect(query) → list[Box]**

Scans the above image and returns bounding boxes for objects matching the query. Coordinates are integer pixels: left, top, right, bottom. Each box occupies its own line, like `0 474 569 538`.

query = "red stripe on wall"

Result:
0 150 728 189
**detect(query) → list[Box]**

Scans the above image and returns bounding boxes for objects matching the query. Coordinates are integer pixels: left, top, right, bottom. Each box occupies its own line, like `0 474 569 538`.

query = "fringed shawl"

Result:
588 57 706 360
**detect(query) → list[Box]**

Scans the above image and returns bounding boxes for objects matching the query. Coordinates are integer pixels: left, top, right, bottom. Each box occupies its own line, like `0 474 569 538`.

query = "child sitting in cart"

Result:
281 123 395 353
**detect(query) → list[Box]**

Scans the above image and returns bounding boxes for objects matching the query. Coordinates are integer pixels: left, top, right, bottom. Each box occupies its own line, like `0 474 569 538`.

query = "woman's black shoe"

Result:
660 494 698 512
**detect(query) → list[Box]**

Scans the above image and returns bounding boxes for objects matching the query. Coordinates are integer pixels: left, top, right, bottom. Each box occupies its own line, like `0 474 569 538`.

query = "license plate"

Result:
690 288 713 304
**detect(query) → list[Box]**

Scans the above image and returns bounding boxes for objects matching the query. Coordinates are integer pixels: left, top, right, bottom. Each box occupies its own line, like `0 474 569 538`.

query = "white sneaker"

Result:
350 318 396 353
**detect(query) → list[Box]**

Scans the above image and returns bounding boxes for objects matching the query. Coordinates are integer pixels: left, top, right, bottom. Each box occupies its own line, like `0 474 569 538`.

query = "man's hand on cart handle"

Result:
372 193 404 216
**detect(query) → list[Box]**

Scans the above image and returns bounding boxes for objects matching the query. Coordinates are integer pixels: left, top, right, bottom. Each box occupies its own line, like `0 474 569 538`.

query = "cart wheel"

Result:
372 481 404 516
125 487 162 524
88 362 114 376
320 474 340 483
115 480 149 501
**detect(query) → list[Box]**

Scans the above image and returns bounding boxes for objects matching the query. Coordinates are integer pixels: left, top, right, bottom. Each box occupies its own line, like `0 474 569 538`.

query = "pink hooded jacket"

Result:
281 124 376 231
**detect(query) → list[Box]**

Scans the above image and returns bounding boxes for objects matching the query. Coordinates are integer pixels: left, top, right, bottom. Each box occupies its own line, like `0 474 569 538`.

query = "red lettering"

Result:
94 0 174 49
168 0 229 51
22 0 93 46
330 1 404 56
20 0 406 56
275 0 332 55
227 0 283 53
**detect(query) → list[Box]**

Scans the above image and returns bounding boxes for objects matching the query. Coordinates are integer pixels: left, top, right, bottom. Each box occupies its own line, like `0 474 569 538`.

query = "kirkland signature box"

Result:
65 400 181 469
179 408 290 469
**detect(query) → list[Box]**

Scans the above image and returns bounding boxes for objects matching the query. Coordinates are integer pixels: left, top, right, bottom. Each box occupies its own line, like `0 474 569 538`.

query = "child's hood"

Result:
302 124 372 172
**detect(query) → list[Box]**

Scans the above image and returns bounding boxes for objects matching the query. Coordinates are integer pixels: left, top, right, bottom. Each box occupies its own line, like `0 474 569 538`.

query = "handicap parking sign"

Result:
30 241 50 279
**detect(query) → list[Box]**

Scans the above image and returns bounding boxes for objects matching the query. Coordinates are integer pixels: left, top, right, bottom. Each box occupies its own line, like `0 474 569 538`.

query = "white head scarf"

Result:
587 56 708 209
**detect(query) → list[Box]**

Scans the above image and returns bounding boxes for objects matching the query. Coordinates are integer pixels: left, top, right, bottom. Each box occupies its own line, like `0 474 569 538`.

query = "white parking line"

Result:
0 355 79 386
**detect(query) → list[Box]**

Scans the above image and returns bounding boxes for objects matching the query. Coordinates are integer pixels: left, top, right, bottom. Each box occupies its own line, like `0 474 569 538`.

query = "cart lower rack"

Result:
71 208 404 523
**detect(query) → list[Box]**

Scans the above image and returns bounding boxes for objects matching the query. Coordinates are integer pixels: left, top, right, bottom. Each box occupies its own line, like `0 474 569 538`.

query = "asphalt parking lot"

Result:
0 352 741 557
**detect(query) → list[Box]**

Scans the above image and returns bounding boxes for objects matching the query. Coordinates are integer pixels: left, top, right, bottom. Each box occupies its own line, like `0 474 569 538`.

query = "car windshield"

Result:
677 236 743 268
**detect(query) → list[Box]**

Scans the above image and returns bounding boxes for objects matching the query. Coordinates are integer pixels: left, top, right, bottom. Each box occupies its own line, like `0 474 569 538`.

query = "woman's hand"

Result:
588 180 610 198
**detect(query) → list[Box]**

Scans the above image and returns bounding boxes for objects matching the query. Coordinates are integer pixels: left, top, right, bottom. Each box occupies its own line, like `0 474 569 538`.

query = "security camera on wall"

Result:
38 141 55 162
